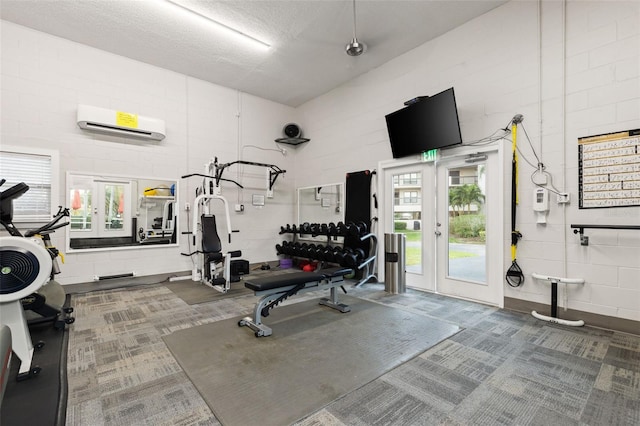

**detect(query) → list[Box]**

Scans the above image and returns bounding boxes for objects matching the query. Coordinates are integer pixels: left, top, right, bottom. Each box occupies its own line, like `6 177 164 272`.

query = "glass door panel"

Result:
69 174 94 235
69 188 92 232
393 171 423 274
436 152 502 306
446 164 486 283
387 164 435 292
97 181 131 237
102 183 126 233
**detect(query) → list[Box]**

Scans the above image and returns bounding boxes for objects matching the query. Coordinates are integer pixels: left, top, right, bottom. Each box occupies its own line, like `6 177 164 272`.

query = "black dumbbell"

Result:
346 222 360 236
316 245 328 260
336 222 346 235
299 243 310 258
342 247 357 267
333 246 344 264
328 222 337 236
322 246 335 262
311 245 324 261
307 244 318 258
287 241 298 256
320 223 329 235
300 222 311 234
279 241 290 255
280 224 293 234
357 221 368 236
334 247 347 266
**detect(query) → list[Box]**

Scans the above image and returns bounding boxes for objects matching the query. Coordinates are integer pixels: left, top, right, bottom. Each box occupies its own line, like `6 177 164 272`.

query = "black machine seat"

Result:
244 267 352 292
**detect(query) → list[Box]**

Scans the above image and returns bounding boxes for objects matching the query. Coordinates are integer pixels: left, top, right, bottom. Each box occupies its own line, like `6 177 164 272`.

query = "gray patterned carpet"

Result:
65 281 640 425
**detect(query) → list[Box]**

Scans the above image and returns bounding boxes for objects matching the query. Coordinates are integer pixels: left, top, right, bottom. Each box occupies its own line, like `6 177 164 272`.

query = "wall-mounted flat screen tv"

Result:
385 87 462 159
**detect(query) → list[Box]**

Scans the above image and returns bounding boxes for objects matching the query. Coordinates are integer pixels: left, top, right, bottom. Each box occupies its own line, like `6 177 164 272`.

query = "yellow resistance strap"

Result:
511 123 519 262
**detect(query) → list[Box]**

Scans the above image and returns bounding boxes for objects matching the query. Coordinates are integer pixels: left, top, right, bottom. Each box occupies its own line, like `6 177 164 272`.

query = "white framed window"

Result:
0 146 59 223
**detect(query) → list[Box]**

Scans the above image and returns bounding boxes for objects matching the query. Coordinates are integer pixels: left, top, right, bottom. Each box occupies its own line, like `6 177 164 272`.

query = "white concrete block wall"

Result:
560 0 640 321
1 21 296 284
1 1 637 321
296 1 639 321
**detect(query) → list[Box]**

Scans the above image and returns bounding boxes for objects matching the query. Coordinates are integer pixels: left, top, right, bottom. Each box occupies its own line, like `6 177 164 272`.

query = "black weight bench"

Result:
238 267 353 337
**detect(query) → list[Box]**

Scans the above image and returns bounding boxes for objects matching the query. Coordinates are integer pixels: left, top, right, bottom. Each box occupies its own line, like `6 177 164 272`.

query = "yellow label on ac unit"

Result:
115 111 138 128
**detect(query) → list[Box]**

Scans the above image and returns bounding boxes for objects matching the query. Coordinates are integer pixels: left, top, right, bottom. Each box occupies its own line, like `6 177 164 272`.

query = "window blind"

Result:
0 151 52 222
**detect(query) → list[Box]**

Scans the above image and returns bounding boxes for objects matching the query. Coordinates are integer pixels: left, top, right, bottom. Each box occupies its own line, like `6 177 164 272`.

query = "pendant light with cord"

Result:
346 0 367 56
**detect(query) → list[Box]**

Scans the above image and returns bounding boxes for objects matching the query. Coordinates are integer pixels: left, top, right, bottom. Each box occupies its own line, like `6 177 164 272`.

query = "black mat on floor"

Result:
166 267 296 305
0 314 69 426
164 295 460 426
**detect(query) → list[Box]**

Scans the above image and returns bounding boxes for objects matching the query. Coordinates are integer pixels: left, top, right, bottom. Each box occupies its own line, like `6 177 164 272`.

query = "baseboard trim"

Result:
504 297 639 336
64 261 277 294
65 271 191 294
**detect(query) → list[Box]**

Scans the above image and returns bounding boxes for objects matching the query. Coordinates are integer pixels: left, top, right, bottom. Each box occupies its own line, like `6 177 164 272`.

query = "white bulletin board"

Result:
578 129 640 209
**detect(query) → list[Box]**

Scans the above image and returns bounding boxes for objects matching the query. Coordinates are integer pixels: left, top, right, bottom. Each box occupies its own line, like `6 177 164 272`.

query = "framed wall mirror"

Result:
66 172 178 251
297 183 344 241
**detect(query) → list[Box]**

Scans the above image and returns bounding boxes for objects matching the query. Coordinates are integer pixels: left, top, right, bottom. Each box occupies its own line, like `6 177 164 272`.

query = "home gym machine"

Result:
179 172 241 292
179 157 285 292
0 179 74 380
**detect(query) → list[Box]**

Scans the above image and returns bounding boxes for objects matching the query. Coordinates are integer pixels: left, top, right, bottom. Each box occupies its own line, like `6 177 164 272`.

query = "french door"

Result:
383 147 503 307
69 176 132 238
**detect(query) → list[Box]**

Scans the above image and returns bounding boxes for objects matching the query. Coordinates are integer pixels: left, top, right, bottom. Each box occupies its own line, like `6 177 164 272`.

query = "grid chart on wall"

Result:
578 128 640 209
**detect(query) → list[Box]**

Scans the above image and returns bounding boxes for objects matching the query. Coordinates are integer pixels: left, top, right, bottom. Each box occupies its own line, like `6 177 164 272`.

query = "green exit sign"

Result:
422 149 437 162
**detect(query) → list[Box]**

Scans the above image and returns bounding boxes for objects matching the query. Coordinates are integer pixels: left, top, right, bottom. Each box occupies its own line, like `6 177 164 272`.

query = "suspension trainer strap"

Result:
507 120 524 287
511 123 520 259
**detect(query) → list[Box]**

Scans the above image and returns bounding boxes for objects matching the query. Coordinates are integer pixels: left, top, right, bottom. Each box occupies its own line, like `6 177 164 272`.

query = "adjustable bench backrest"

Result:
244 272 323 292
201 214 222 253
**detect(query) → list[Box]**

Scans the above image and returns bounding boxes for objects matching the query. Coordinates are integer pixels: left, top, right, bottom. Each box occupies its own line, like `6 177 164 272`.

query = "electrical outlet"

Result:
557 193 570 204
234 204 244 212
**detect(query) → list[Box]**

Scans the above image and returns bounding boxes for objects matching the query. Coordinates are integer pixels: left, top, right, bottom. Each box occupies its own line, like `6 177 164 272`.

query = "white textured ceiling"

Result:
1 0 507 107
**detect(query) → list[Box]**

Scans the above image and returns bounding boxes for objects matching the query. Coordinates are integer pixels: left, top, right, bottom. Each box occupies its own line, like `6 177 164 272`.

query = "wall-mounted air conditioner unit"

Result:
77 105 166 141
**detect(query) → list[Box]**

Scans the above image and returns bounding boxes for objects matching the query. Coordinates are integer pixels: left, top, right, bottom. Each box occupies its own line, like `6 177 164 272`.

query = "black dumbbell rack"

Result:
275 222 378 286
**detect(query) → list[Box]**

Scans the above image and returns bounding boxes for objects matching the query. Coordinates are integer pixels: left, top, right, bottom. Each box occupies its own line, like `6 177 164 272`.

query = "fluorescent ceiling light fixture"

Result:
164 0 271 50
